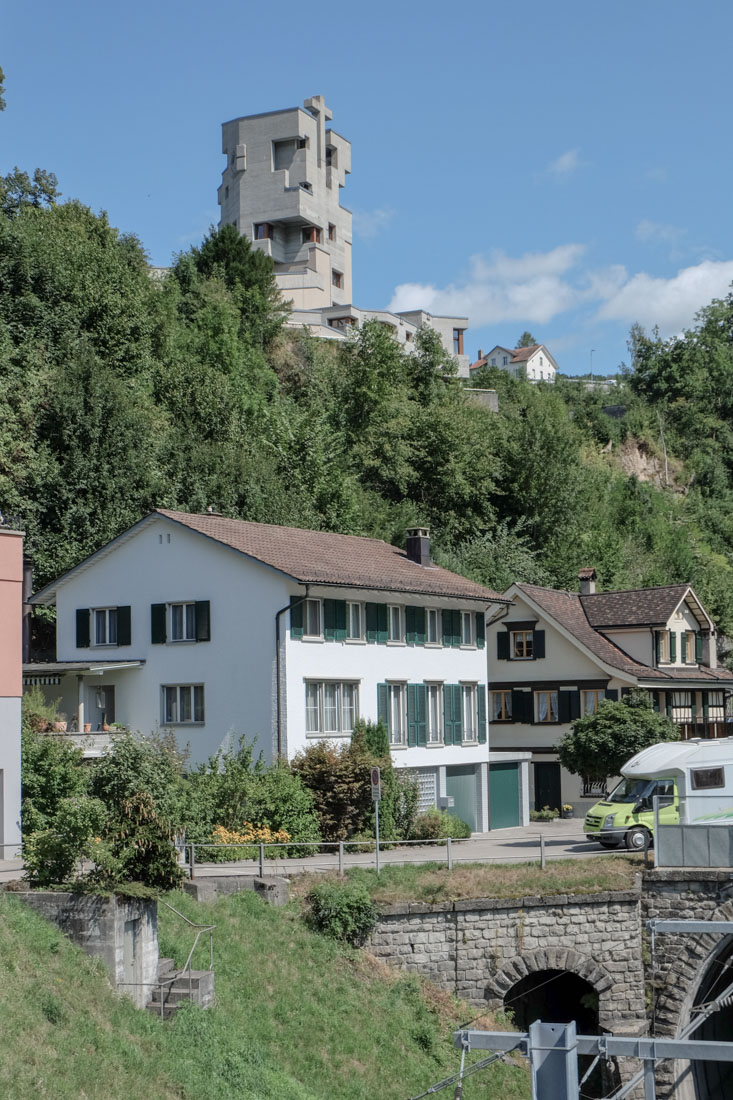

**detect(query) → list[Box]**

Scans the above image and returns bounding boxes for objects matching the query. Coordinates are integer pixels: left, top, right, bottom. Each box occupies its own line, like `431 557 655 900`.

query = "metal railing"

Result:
155 900 215 1018
183 826 637 880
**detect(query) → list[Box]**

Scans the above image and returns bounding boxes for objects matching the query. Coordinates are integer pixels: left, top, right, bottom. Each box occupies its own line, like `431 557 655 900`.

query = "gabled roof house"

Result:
26 510 531 832
486 568 733 814
470 344 558 383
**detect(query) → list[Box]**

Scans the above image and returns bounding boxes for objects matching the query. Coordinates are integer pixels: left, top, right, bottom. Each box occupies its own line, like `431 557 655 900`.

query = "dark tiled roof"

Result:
157 510 506 603
581 585 691 627
515 583 733 682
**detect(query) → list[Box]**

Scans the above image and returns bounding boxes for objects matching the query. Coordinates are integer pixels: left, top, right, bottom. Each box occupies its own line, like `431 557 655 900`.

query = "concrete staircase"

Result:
146 956 215 1018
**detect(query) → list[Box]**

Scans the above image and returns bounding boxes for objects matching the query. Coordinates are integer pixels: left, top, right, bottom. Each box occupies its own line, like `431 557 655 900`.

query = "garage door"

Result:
489 763 520 829
446 765 477 832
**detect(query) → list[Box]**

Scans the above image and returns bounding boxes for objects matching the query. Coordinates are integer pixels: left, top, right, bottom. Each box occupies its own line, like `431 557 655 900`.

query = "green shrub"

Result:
305 881 378 946
23 795 109 886
410 809 471 841
246 763 321 854
21 704 87 836
529 806 559 822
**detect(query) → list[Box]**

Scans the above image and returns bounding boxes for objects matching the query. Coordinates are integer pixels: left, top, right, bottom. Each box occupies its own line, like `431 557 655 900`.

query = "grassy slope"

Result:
0 890 529 1100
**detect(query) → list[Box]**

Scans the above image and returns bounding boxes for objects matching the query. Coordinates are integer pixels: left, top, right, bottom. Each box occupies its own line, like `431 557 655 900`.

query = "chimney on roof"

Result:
478 348 483 360
406 527 431 567
578 567 597 595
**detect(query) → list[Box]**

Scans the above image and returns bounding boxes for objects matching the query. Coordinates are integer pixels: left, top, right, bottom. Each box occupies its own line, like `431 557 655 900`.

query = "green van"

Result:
584 777 679 850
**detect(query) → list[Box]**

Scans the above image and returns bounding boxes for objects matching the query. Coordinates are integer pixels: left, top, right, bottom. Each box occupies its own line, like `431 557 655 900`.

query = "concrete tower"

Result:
218 95 352 310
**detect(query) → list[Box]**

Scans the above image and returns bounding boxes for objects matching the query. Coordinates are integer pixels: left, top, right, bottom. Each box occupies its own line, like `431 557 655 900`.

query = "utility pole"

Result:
590 348 595 382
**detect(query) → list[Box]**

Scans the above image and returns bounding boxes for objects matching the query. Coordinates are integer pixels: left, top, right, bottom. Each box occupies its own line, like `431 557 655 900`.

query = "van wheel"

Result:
599 839 620 849
625 827 651 851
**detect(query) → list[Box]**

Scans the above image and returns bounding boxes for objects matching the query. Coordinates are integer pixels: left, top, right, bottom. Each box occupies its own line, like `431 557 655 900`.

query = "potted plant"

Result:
51 714 68 732
561 803 574 819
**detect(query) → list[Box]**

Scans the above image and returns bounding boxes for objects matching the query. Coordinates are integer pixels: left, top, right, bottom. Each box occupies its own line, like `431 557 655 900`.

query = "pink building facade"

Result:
0 528 23 854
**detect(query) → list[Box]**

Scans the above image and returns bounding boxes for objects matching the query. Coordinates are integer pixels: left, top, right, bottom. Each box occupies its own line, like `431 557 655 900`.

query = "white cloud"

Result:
597 259 733 330
636 219 686 246
388 246 733 337
546 148 581 178
352 207 394 240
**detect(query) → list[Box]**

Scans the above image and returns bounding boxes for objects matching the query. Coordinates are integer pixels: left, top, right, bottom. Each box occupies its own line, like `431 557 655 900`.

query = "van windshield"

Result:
606 778 674 804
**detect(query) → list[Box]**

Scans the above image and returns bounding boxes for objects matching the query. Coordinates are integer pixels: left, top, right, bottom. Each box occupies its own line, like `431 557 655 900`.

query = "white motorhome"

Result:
585 738 733 849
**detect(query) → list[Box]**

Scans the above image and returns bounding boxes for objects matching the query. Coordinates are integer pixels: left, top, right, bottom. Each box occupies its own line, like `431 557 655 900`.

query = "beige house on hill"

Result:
471 343 558 383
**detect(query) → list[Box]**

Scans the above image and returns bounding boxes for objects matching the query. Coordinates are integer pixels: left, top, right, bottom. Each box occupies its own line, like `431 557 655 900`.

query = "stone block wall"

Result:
18 891 159 1008
370 886 646 1034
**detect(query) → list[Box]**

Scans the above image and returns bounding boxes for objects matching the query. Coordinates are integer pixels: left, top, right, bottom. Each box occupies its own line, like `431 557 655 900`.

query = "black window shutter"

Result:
377 604 388 643
570 690 581 721
511 689 531 723
405 605 415 645
366 603 378 643
497 632 509 660
558 690 571 723
76 608 90 649
476 613 485 649
696 633 704 663
533 630 545 659
151 603 167 644
605 688 618 702
117 606 132 647
334 600 347 641
195 600 210 642
442 610 453 648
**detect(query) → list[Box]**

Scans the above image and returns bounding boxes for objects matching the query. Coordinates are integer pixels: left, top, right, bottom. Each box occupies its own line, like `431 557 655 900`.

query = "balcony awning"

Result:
23 660 144 686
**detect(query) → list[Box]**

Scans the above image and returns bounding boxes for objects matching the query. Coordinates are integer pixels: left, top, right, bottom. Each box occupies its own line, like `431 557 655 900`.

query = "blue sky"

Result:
3 0 732 375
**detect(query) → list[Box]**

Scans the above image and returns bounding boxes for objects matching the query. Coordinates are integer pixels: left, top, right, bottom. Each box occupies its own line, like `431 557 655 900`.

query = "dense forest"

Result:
2 169 733 642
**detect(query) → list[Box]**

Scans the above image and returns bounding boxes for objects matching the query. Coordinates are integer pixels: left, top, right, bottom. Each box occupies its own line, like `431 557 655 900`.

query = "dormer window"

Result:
512 630 533 659
497 626 545 661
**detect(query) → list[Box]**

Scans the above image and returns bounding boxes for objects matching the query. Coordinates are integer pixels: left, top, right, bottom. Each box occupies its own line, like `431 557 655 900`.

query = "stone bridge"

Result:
369 869 733 1099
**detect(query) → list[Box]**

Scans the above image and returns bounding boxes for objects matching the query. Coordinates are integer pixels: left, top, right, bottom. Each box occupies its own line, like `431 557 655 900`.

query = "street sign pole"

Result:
371 766 381 876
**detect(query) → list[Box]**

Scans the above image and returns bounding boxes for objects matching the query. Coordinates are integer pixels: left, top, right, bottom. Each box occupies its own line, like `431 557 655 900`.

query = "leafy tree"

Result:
557 690 679 783
0 167 60 218
0 64 5 111
517 331 537 347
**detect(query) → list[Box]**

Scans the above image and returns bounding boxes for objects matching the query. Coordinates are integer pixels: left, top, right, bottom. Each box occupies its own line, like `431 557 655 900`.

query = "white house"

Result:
486 567 733 816
470 344 558 383
27 511 531 831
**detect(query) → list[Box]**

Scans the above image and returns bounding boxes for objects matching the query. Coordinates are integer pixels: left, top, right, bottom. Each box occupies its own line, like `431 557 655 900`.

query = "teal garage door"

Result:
489 763 520 829
446 765 477 832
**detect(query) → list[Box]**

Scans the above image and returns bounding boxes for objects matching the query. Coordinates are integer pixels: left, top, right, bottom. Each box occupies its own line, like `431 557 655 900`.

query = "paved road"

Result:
0 820 634 885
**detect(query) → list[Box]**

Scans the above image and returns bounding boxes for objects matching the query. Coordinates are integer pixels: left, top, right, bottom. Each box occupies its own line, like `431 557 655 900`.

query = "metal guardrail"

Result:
156 900 215 1018
183 827 639 879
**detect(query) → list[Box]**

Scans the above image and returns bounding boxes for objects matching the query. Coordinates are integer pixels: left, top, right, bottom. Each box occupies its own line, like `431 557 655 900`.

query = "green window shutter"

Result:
195 600 210 642
443 685 455 746
405 606 416 646
323 599 337 641
497 632 509 660
666 696 673 718
452 610 462 647
290 596 303 639
680 632 687 664
116 606 131 647
407 684 418 747
151 603 167 644
654 631 661 664
377 683 389 729
669 631 677 662
691 694 697 721
477 685 487 743
652 692 660 713
377 604 388 644
703 693 710 719
76 609 90 649
452 685 463 742
696 633 704 663
442 610 453 648
476 613 485 648
334 600 346 641
366 602 378 643
416 684 427 746
533 630 545 659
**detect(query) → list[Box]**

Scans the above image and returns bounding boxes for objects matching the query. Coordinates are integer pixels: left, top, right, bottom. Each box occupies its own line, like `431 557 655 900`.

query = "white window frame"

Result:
346 601 364 642
387 605 404 644
461 684 478 743
511 630 533 659
303 598 322 639
170 601 196 642
426 608 441 646
460 611 475 647
304 681 359 736
93 607 118 647
388 683 407 747
426 683 443 745
163 684 205 725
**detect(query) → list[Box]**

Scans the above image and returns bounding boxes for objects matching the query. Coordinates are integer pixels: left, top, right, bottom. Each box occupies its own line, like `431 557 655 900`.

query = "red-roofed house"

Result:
26 512 531 832
470 344 558 383
487 567 733 817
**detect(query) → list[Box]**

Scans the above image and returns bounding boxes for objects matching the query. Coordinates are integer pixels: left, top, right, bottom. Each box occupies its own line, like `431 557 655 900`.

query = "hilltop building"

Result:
217 95 470 375
471 343 558 383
